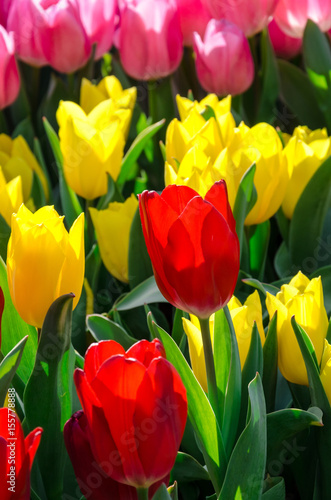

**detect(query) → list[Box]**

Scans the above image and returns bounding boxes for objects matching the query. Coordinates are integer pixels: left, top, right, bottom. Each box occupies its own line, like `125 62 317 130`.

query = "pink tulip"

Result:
274 0 331 38
0 0 12 27
268 19 302 59
7 0 91 72
201 0 280 37
193 19 254 96
174 0 211 46
76 0 117 60
119 0 183 80
0 25 20 109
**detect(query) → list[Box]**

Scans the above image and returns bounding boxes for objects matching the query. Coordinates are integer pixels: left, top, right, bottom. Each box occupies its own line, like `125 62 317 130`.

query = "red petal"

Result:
84 341 125 383
204 180 236 233
126 339 166 367
160 184 200 216
24 427 43 469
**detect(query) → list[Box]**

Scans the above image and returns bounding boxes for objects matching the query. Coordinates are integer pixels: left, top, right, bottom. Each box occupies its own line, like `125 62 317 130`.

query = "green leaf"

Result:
219 374 266 500
172 309 189 347
0 213 11 262
117 119 165 187
153 321 227 496
0 256 38 384
152 484 172 500
241 278 279 297
274 241 292 279
289 156 331 272
256 29 279 123
86 314 136 349
170 452 210 483
277 60 326 129
31 171 47 210
128 208 153 289
24 294 76 500
262 314 278 413
96 173 124 210
0 336 28 406
248 221 270 280
262 477 285 499
43 117 82 229
112 276 167 311
310 265 331 316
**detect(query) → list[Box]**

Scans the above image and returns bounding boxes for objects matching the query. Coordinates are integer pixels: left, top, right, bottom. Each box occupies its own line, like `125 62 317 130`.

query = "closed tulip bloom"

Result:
282 126 331 219
0 168 23 226
80 76 137 116
0 26 20 109
268 19 302 60
119 0 183 80
174 0 211 46
7 205 85 328
139 181 240 318
266 272 328 386
0 407 42 500
320 341 331 405
57 100 127 200
274 0 331 38
74 339 187 489
8 0 91 72
89 194 138 283
193 19 254 96
183 290 264 390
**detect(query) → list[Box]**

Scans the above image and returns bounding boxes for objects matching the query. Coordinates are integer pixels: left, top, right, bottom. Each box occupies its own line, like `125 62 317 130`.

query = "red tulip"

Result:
139 181 240 318
74 339 187 490
0 407 42 500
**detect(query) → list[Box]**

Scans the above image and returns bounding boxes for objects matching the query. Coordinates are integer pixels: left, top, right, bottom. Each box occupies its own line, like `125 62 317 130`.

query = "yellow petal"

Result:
182 317 207 392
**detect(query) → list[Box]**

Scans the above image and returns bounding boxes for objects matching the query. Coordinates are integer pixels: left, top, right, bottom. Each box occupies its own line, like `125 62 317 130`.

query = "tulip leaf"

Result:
0 336 28 407
310 265 331 316
218 374 266 500
117 119 165 188
262 313 278 413
96 173 124 210
153 321 227 496
262 477 285 499
128 208 153 289
31 171 46 210
152 484 172 500
86 314 136 349
24 294 76 500
170 452 210 483
33 137 53 203
241 278 280 297
172 308 189 347
289 156 331 271
0 214 11 262
248 221 270 280
277 60 326 129
256 29 279 124
0 256 38 385
112 275 168 311
43 117 83 228
274 241 292 279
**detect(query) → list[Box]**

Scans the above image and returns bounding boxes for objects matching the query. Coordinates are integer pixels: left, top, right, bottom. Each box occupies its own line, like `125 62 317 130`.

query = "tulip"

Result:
0 407 42 500
7 0 91 72
74 338 187 489
183 290 264 391
89 194 138 283
273 0 331 38
268 19 302 60
7 204 85 328
176 93 232 121
266 271 328 386
174 0 211 46
119 0 183 80
0 25 20 109
281 126 331 219
0 168 23 226
0 133 48 202
0 0 11 27
193 19 254 96
320 340 331 405
201 0 279 37
57 100 127 200
139 181 240 318
76 0 116 60
64 410 169 500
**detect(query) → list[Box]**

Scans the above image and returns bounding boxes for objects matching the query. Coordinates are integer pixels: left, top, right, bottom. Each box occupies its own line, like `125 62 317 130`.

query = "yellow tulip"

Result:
0 134 48 202
57 100 127 200
266 271 328 386
80 76 137 115
0 168 23 226
320 340 331 405
89 194 138 283
7 205 85 328
281 126 331 219
183 290 264 391
176 94 231 121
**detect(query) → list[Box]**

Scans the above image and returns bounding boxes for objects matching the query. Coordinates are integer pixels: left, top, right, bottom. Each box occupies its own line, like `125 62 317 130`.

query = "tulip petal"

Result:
126 339 166 367
204 180 236 233
84 340 126 383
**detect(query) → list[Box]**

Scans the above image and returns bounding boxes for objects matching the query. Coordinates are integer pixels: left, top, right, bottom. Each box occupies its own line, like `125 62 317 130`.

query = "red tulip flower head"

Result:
139 181 240 318
74 339 187 490
0 407 42 500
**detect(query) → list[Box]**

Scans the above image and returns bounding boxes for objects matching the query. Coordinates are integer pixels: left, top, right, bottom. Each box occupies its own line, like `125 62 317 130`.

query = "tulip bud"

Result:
119 0 183 80
193 19 254 96
7 205 85 328
274 0 331 38
0 25 20 109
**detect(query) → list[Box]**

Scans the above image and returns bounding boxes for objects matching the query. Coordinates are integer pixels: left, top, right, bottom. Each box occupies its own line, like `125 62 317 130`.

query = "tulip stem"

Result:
136 487 149 500
198 317 221 425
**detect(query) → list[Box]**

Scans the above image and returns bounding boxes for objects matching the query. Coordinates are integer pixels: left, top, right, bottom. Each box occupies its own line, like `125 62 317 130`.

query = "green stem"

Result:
136 487 149 500
198 316 221 426
85 199 95 254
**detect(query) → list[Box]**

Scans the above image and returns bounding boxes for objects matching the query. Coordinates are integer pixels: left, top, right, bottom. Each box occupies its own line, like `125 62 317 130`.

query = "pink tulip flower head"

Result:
0 0 12 27
174 0 211 46
268 19 302 59
274 0 331 38
0 25 20 109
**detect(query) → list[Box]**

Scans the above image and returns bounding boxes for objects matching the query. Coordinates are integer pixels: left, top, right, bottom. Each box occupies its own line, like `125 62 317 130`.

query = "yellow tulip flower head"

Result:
0 134 48 202
7 205 85 329
89 194 138 283
282 126 331 219
266 271 328 386
80 76 137 115
0 168 23 226
183 291 264 391
320 340 331 405
57 100 127 200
